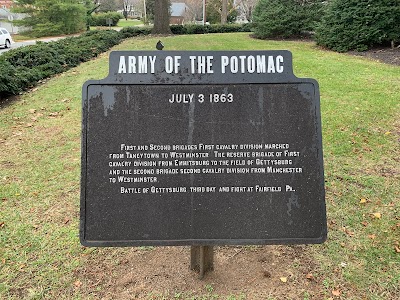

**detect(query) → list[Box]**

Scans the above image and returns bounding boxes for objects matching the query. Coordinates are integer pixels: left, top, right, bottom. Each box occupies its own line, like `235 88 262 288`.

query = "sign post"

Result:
81 51 327 276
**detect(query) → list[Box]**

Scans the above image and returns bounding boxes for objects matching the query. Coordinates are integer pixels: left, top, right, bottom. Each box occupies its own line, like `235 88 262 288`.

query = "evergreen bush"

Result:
89 12 123 27
252 0 324 39
316 0 400 52
169 24 252 35
120 27 152 38
12 1 86 37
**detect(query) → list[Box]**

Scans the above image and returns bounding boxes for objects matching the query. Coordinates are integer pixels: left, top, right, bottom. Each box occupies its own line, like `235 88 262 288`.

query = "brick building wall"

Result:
0 0 14 9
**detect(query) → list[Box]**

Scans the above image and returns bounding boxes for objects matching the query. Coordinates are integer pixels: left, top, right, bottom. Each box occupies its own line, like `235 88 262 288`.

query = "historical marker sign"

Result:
80 51 327 246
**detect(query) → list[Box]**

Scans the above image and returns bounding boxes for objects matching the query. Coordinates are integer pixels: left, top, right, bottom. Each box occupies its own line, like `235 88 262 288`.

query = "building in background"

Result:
0 6 27 34
170 2 193 25
0 0 14 10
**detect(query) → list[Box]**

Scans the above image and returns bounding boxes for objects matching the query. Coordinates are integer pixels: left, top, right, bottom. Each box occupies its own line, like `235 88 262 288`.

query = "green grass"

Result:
117 18 143 27
1 33 399 299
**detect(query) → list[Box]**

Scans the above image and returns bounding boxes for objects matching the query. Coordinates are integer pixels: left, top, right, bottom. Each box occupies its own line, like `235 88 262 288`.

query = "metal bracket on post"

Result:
190 246 214 279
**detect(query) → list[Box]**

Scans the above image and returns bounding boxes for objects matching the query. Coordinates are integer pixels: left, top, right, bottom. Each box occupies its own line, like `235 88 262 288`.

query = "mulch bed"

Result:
348 46 400 66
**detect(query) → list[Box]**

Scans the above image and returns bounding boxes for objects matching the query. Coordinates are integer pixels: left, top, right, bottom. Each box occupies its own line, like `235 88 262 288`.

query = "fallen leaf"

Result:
342 227 355 237
29 109 36 114
74 280 82 288
280 277 287 283
368 234 376 240
359 198 367 204
372 213 382 219
306 273 314 280
26 123 33 127
361 221 368 227
332 289 341 296
384 131 391 135
0 222 5 228
395 246 400 253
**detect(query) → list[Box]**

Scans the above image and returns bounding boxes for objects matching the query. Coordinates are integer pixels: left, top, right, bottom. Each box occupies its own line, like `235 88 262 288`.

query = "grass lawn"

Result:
117 18 143 27
0 33 399 299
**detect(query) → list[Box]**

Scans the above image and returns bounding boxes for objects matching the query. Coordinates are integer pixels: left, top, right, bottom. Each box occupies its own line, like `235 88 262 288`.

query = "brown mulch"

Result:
347 46 400 66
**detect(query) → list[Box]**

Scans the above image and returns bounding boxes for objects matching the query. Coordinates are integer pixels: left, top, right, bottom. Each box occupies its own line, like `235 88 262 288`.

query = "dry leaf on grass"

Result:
372 213 382 219
359 198 367 204
342 227 355 237
332 289 341 296
280 277 287 283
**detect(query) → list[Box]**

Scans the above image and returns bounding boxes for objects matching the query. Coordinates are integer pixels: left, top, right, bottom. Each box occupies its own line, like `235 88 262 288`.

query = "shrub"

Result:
316 0 400 52
252 0 324 39
12 1 86 38
169 24 252 35
120 26 152 38
0 30 123 97
89 12 123 27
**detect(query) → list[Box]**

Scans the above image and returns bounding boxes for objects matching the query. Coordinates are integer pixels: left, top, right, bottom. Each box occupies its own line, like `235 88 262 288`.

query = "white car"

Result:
0 28 13 49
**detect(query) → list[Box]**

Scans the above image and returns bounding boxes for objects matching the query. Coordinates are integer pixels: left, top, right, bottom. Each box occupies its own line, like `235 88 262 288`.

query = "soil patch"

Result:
75 245 325 299
347 46 400 66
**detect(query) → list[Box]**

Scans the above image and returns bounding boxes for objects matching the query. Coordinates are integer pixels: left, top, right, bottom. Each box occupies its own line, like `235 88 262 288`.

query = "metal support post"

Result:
190 246 214 279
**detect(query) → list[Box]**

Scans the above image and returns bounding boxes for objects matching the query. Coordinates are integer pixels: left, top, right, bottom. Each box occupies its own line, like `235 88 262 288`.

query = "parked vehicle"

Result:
0 27 13 48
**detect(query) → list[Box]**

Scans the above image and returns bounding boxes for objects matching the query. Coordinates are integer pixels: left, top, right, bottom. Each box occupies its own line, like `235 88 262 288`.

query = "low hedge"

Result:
120 26 153 38
119 23 251 37
89 12 123 27
170 23 252 35
0 30 122 97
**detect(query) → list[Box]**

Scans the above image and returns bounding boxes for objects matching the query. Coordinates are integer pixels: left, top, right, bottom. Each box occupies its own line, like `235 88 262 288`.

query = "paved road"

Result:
0 36 78 55
0 40 35 54
0 27 126 55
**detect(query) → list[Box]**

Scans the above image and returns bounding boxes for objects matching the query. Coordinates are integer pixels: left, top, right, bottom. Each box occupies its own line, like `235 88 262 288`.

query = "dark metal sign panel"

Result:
81 51 327 246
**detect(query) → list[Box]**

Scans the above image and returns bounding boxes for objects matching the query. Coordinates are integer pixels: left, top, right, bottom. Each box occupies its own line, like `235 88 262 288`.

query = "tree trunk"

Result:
221 0 227 24
152 0 172 34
